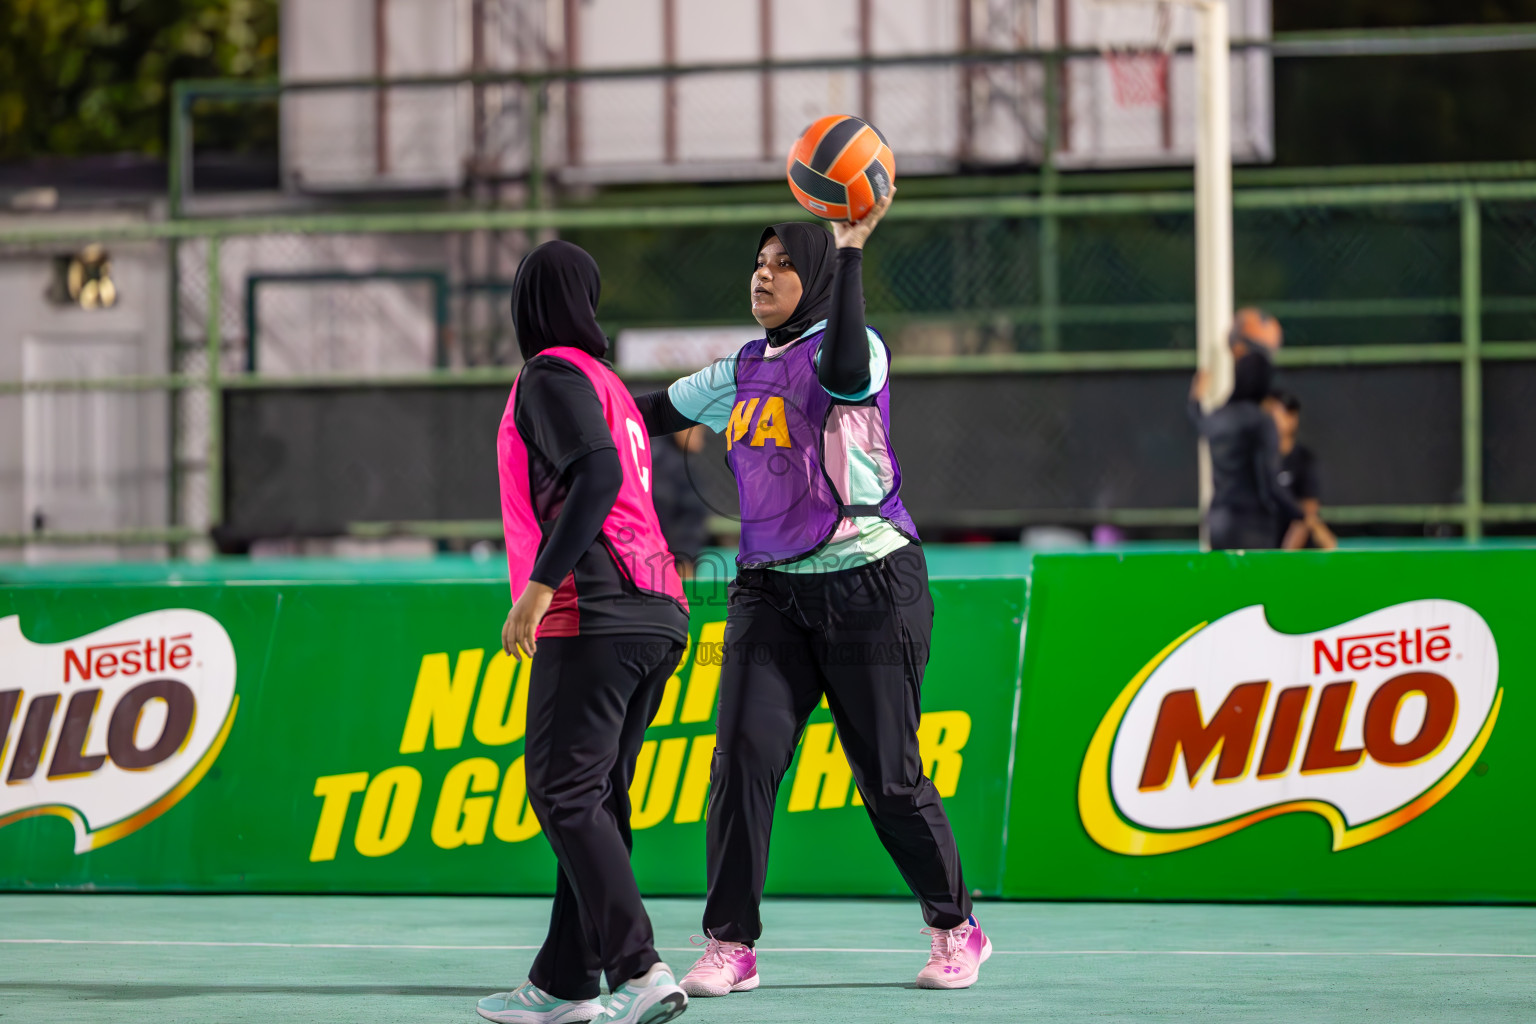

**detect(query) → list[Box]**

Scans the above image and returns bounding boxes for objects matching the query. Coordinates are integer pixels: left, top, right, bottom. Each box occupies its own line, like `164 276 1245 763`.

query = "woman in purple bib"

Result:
636 196 988 994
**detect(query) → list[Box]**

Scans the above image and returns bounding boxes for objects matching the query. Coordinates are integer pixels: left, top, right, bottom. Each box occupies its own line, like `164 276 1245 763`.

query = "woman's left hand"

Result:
833 188 895 249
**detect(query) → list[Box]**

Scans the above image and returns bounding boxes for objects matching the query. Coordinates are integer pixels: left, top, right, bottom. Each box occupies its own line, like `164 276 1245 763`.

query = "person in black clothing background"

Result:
1189 346 1306 551
1267 389 1338 550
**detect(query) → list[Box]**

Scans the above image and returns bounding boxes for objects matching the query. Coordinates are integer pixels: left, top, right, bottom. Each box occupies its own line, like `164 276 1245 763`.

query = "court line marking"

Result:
1 939 1532 959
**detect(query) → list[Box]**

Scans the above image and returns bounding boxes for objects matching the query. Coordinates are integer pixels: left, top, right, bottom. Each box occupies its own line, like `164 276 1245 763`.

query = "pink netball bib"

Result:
498 346 688 636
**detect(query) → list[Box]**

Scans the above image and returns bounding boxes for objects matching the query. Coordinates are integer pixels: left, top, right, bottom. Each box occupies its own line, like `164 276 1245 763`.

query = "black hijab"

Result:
511 240 609 360
1228 349 1274 404
758 222 836 348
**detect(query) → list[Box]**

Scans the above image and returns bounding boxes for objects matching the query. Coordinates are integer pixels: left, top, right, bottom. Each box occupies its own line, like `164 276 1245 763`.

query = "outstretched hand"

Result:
833 188 895 249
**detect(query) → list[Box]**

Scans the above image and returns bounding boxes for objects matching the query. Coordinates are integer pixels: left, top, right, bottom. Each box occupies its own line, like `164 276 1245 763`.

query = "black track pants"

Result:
702 545 971 943
523 633 685 1000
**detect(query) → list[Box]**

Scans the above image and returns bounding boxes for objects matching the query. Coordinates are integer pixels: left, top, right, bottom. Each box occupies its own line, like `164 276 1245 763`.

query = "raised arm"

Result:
819 192 893 398
1187 370 1210 433
817 248 872 396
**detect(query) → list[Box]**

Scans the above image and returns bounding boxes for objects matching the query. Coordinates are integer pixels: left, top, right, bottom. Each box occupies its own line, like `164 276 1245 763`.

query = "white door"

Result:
22 335 144 562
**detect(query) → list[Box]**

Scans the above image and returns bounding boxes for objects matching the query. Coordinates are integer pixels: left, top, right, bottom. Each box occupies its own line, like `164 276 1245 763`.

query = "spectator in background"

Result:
1190 311 1305 551
650 425 710 578
1267 390 1338 550
1230 307 1282 360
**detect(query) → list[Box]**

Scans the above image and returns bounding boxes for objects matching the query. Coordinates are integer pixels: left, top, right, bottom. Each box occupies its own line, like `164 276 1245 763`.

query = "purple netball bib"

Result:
726 329 917 567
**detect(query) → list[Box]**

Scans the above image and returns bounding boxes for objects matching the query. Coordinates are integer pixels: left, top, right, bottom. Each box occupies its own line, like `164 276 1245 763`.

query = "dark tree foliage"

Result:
0 0 277 159
1276 0 1536 31
1276 52 1536 166
1272 1 1536 165
1 1 1534 165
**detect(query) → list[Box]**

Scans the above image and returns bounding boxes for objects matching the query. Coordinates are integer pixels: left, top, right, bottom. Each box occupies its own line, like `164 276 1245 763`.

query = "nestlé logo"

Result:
0 609 238 852
1078 601 1501 856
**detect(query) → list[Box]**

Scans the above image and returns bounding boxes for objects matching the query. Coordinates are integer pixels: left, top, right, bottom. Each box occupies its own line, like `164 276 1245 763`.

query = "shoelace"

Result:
920 925 971 965
688 933 733 970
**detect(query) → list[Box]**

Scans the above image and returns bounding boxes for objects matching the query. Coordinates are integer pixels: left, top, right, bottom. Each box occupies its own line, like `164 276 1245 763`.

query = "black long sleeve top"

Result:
527 448 621 589
512 356 688 640
1189 398 1306 523
816 247 872 397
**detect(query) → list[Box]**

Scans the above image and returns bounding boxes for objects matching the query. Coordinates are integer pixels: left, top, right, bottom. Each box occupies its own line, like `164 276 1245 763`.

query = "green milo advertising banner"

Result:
0 550 1530 902
1006 550 1525 903
0 574 1020 896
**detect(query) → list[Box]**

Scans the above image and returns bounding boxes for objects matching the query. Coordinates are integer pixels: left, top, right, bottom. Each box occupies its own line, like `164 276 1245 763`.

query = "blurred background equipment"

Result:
50 244 120 310
5 1 1536 561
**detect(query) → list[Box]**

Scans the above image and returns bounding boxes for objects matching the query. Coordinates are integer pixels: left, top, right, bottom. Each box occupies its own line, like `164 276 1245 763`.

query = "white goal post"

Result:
1084 0 1234 545
1190 0 1233 550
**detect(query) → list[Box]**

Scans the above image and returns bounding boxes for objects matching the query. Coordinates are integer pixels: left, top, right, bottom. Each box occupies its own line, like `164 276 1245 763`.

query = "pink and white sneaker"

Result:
915 915 992 989
679 934 759 997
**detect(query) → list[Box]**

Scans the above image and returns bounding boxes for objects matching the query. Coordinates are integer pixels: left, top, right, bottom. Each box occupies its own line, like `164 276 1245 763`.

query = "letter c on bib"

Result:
626 419 650 492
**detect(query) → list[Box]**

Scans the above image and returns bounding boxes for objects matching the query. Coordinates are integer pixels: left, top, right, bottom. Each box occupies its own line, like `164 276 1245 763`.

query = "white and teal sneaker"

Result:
476 981 607 1024
605 963 688 1024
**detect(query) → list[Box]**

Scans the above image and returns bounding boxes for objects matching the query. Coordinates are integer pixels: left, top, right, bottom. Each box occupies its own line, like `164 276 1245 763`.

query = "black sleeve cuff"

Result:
635 389 700 436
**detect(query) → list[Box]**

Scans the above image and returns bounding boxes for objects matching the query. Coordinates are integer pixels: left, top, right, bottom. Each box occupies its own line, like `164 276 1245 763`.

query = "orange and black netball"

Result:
786 114 895 222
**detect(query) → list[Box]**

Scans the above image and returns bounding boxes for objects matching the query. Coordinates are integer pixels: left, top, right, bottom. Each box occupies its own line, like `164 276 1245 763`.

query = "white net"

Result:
1098 1 1174 109
1105 51 1170 108
1060 0 1271 168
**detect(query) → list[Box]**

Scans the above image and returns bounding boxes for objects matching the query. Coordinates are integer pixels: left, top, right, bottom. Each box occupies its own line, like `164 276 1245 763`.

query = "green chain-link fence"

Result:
9 175 1535 551
11 31 1536 551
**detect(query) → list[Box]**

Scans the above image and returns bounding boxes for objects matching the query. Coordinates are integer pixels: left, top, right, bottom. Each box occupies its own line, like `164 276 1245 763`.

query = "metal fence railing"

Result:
11 28 1536 550
5 171 1536 551
166 22 1536 213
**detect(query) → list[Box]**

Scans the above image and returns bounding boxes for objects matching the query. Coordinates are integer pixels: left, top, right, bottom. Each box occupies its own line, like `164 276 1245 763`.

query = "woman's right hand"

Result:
503 582 555 658
833 188 894 250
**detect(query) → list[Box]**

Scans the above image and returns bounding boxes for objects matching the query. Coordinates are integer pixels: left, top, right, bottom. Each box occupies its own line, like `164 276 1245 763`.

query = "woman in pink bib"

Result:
479 241 690 1024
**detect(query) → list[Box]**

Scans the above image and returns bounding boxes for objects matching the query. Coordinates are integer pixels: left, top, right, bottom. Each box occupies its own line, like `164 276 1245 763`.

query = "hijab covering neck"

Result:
512 240 609 360
1228 350 1274 405
759 222 836 348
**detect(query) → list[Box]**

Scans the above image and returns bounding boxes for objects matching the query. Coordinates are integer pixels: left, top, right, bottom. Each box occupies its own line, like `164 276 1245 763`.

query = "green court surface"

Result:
1 896 1531 1023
